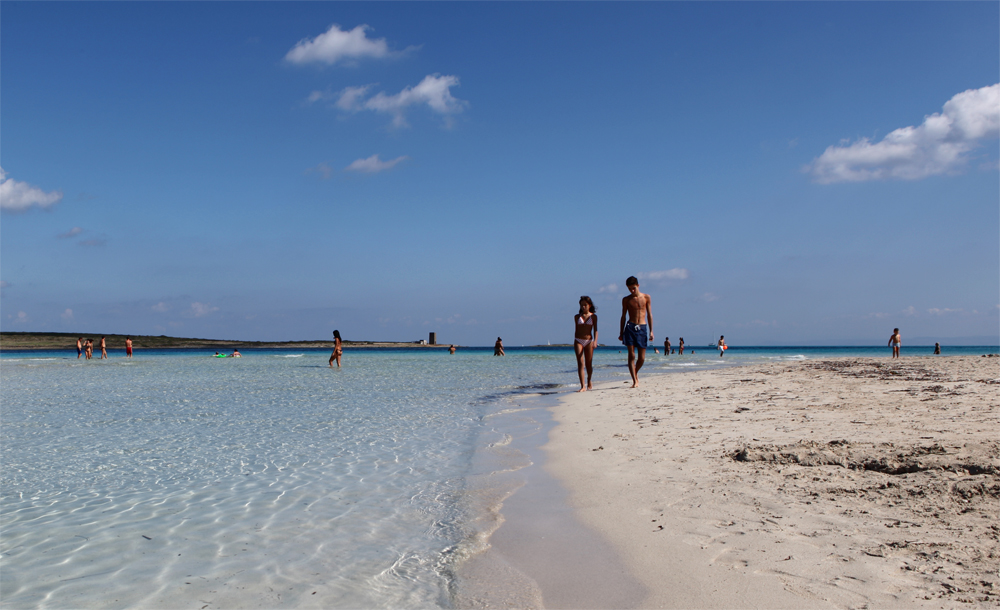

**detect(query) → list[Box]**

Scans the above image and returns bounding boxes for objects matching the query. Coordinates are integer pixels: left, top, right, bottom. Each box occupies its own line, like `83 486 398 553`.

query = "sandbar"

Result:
545 356 998 608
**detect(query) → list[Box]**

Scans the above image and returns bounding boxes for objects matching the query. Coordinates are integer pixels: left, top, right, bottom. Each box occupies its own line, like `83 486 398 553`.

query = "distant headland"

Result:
0 332 454 351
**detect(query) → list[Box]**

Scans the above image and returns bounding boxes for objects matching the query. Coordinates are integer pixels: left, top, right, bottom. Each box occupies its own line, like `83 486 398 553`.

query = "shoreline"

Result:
540 356 998 608
0 332 456 351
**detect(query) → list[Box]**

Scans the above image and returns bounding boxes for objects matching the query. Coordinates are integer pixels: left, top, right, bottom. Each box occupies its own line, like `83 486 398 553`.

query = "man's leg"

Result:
627 345 638 387
635 348 645 376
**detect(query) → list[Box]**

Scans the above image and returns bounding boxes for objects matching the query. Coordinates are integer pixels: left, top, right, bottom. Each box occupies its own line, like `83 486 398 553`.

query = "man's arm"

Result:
645 295 653 342
619 298 627 340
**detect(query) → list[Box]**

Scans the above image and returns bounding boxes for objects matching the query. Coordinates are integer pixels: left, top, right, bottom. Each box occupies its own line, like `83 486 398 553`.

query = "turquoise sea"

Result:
2 345 996 607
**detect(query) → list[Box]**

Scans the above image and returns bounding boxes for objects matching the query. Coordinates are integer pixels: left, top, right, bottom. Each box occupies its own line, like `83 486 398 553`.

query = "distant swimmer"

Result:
934 342 941 355
678 338 684 355
329 330 343 368
449 345 456 354
574 296 598 392
77 337 83 359
126 337 133 358
664 337 671 355
718 335 726 358
100 336 108 359
619 276 652 388
494 337 505 356
231 349 241 358
888 328 901 359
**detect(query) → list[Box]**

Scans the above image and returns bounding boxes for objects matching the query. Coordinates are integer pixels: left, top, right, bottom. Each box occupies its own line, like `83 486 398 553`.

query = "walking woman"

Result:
328 330 343 368
574 296 598 392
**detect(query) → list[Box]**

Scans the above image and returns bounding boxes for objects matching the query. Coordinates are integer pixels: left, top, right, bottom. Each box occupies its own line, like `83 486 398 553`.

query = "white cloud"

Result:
344 154 409 174
335 74 466 128
333 85 372 110
58 227 84 238
928 307 963 315
0 167 63 212
13 311 29 324
285 24 393 65
151 302 169 313
903 306 917 316
190 302 219 317
702 292 720 302
61 308 74 321
597 283 618 294
807 83 1000 183
637 268 690 282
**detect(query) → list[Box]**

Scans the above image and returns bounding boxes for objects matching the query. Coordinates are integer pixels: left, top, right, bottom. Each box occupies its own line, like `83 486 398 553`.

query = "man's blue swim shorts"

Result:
623 323 648 349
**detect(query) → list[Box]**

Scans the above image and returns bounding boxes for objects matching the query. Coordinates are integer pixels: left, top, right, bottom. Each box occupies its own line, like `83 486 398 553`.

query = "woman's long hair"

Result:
333 330 341 340
579 296 596 313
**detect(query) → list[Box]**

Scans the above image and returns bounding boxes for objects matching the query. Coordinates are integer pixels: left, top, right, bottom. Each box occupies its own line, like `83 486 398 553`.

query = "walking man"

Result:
619 276 653 388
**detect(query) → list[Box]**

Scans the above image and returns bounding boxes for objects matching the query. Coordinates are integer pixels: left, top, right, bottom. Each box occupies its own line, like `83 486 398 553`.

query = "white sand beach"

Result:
545 356 999 608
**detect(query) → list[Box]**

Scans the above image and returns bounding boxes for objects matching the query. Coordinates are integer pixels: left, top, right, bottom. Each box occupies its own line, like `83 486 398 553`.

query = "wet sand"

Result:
545 356 998 608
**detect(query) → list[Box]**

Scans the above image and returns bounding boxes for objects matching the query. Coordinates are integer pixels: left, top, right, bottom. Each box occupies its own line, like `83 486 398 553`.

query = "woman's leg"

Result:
575 342 587 391
584 342 595 389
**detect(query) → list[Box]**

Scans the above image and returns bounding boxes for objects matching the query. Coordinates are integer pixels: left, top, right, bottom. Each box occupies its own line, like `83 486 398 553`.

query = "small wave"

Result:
276 354 305 358
784 355 807 361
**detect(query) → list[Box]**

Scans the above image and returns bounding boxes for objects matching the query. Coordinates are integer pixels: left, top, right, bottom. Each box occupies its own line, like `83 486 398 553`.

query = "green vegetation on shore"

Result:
0 332 452 351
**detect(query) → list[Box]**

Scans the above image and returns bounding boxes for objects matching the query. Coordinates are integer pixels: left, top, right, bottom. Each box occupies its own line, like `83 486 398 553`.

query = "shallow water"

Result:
2 345 994 607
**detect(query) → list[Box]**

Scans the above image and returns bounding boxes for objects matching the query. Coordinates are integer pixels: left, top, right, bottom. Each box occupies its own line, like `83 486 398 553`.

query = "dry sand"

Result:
545 356 998 609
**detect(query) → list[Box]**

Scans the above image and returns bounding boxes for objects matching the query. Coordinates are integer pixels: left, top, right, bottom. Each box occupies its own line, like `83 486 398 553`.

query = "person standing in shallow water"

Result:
77 337 83 359
717 335 726 357
664 337 670 356
494 337 505 356
678 337 684 355
574 296 598 392
328 330 343 368
125 337 133 358
888 328 901 359
100 336 108 359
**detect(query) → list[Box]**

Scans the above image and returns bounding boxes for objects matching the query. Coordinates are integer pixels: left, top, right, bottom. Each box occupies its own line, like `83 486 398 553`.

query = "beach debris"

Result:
592 445 604 451
142 535 152 540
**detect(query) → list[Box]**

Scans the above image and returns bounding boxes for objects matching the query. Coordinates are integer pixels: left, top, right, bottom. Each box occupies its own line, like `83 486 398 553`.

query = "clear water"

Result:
2 345 995 608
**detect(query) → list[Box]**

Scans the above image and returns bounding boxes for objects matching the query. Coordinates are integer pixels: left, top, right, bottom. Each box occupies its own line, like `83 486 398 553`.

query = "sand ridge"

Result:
546 356 998 609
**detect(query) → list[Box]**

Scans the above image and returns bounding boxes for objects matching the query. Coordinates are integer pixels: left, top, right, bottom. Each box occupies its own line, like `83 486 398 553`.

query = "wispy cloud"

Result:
61 308 74 321
928 307 964 315
344 154 409 174
190 302 219 317
329 74 467 128
701 292 720 302
12 311 29 324
597 283 618 294
0 167 63 212
151 302 169 313
0 281 9 289
807 83 1000 183
637 268 690 282
305 162 335 180
285 24 400 66
58 227 84 239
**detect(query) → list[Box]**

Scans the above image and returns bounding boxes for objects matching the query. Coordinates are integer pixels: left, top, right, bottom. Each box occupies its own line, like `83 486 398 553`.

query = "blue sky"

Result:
2 2 998 345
